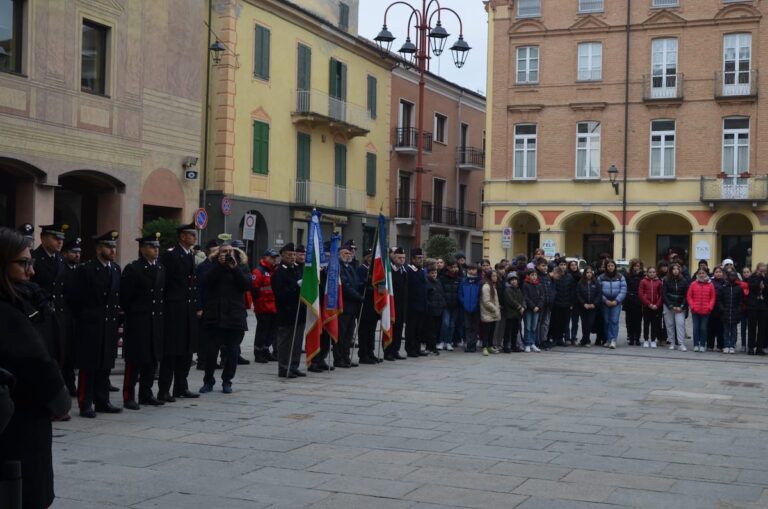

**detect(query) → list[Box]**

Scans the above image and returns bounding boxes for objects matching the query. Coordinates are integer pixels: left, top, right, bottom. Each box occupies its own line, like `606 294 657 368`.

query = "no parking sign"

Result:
243 213 256 240
194 208 208 229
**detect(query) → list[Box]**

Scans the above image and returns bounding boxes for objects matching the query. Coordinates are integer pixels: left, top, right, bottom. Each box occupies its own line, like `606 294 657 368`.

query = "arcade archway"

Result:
0 157 47 228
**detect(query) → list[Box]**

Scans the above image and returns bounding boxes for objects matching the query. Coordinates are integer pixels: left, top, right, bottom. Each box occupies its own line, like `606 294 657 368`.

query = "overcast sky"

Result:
357 0 488 95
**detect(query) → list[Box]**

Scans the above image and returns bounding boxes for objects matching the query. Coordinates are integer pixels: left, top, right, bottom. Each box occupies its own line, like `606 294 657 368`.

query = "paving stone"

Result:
404 484 528 509
240 466 337 488
513 479 615 503
661 462 740 482
561 469 674 492
133 492 268 509
316 475 422 499
670 479 765 503
307 493 415 509
515 498 629 509
487 461 574 481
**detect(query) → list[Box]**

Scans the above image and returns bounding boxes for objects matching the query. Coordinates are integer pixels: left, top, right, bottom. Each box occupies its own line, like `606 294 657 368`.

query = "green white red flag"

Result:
302 210 323 366
373 214 394 349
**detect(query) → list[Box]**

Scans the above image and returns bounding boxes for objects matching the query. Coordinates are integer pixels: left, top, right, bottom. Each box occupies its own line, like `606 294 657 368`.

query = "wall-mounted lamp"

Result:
607 164 620 195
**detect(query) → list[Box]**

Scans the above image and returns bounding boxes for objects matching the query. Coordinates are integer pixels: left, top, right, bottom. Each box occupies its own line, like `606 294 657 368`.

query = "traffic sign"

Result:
194 208 208 229
501 227 512 249
243 213 256 240
221 196 232 216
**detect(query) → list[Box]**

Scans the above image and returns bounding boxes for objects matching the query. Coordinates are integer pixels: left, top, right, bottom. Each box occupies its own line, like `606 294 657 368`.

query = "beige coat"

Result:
480 282 501 323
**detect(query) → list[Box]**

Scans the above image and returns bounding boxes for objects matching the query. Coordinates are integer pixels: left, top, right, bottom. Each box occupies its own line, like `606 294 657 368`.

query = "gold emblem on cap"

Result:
218 233 232 241
111 231 118 239
155 232 161 239
62 224 70 231
76 237 81 243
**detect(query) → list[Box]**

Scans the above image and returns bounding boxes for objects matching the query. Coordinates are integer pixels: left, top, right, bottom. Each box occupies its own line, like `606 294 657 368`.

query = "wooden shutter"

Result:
255 25 270 79
340 62 347 101
329 58 338 98
339 3 349 29
367 76 377 119
366 153 376 197
296 132 310 181
297 44 311 90
334 144 346 187
252 121 269 174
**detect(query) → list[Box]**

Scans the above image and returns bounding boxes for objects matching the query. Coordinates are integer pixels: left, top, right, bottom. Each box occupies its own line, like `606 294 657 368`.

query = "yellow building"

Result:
204 0 390 256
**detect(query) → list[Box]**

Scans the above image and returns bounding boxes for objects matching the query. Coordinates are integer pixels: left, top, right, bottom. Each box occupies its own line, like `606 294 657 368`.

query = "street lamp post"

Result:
374 1 470 247
608 164 627 260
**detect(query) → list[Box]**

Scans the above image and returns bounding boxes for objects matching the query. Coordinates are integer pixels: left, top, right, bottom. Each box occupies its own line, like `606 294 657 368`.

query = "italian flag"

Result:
302 210 322 366
373 214 394 349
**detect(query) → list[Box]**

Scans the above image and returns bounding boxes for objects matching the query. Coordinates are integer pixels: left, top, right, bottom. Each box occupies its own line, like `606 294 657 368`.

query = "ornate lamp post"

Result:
608 164 627 259
374 1 470 247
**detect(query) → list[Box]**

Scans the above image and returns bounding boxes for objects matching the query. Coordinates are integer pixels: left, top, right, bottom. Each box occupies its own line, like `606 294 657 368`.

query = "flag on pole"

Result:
322 233 343 343
373 214 394 349
302 210 324 367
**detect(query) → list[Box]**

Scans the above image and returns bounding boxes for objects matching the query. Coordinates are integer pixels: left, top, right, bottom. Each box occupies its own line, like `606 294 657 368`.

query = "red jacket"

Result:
251 260 276 314
686 279 716 315
639 276 663 308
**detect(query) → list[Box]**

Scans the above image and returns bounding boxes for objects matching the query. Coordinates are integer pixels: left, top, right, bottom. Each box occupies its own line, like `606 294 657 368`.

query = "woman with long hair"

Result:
624 259 645 346
663 263 690 351
479 270 501 356
0 227 70 508
576 266 601 347
597 260 626 349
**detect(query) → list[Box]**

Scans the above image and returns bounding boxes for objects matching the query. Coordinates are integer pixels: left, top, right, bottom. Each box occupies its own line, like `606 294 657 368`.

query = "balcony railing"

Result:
715 70 759 99
292 89 372 136
394 127 433 154
422 202 477 228
456 147 485 170
294 180 367 212
643 74 684 101
700 175 768 203
395 199 415 219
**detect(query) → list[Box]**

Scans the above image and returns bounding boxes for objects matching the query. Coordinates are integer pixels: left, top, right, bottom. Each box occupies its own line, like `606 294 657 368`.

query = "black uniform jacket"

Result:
121 258 166 364
160 245 198 356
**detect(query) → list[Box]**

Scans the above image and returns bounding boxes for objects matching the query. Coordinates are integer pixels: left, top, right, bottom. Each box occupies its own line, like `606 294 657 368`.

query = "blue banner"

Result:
325 233 341 311
305 209 325 266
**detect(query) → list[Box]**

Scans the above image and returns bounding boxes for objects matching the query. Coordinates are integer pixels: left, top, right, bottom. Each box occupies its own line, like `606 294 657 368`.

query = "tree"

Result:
424 234 458 261
142 218 179 251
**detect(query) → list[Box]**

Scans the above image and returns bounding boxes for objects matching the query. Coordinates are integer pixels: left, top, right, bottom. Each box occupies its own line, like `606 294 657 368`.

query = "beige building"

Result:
0 0 204 260
485 0 767 269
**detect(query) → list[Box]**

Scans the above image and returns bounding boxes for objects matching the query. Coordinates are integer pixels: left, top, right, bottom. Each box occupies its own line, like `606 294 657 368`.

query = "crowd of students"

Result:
423 249 768 357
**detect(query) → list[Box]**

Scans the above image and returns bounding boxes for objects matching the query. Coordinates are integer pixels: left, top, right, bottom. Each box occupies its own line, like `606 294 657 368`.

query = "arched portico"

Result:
507 211 542 259
0 157 47 228
559 212 617 267
636 211 695 268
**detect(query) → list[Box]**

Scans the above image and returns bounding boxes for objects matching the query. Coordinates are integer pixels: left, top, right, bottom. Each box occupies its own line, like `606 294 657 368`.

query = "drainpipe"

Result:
200 0 213 244
621 0 631 260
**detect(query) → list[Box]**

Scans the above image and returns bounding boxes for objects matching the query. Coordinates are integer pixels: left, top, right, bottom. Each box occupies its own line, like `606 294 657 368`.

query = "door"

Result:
527 233 541 260
651 38 677 98
398 172 412 217
433 179 445 224
296 44 311 110
721 235 751 270
334 143 346 208
583 234 614 267
724 34 752 96
329 58 347 120
458 184 467 226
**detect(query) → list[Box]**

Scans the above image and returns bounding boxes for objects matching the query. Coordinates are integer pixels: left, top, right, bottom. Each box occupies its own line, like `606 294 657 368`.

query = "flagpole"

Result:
350 286 367 365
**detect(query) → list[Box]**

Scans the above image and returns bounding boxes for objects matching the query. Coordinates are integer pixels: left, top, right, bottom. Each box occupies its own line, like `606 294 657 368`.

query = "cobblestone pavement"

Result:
53 319 768 508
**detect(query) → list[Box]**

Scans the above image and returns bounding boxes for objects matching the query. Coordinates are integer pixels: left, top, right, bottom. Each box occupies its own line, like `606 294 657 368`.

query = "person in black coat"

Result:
385 247 408 361
718 270 744 354
68 230 122 418
426 263 446 354
405 247 428 357
746 264 767 355
158 223 200 402
120 233 166 410
551 261 576 347
576 266 602 346
439 260 461 351
624 260 645 346
272 243 306 378
337 244 363 368
356 249 380 364
0 227 71 509
59 238 82 396
198 242 252 393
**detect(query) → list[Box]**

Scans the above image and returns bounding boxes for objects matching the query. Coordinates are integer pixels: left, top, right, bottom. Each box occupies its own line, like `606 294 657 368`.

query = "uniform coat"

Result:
69 259 121 369
31 245 69 362
160 245 198 355
120 258 166 364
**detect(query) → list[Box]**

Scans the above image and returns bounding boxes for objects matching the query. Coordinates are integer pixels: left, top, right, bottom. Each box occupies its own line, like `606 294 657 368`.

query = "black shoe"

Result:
175 389 200 399
756 349 766 356
267 351 278 362
407 353 421 358
139 396 165 406
308 364 324 373
66 384 77 397
419 350 429 356
431 350 440 356
80 406 97 418
359 357 377 364
157 392 176 403
555 340 566 347
502 347 512 353
348 361 359 367
95 402 123 414
394 353 407 360
384 354 396 361
253 351 269 364
237 355 250 365
278 369 297 378
315 361 334 371
196 362 206 371
108 383 119 392
124 400 140 411
290 369 307 377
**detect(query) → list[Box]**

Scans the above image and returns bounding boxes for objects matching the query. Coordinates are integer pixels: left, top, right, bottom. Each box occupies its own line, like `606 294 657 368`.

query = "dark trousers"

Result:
313 330 332 367
62 363 76 395
428 315 441 351
358 310 378 360
480 321 496 348
204 328 243 386
276 324 303 372
707 315 724 350
77 369 111 409
335 313 356 365
405 309 428 355
385 318 404 356
550 307 570 343
123 361 157 402
464 310 480 350
643 307 662 341
568 307 580 341
747 308 766 352
158 354 192 396
254 313 276 353
625 303 643 341
504 317 521 350
580 308 597 344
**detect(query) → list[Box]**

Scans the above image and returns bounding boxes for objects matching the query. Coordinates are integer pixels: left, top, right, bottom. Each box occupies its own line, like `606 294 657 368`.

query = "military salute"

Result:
120 232 166 410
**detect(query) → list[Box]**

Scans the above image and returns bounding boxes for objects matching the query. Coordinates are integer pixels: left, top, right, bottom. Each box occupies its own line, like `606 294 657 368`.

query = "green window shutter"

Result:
339 3 349 30
252 121 269 174
367 76 377 119
340 62 347 101
334 144 346 187
296 132 310 181
366 153 376 197
329 58 338 98
255 25 270 79
297 44 311 90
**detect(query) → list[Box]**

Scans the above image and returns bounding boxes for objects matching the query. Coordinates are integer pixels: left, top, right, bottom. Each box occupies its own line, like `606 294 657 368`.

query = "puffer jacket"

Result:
598 273 627 304
502 284 525 320
710 277 726 317
539 271 555 307
480 282 501 323
440 270 461 310
427 277 447 317
717 282 744 325
553 273 576 309
746 274 767 310
639 276 663 309
686 278 716 316
576 279 601 307
624 272 644 308
523 277 545 311
458 274 481 313
251 259 276 314
663 276 689 310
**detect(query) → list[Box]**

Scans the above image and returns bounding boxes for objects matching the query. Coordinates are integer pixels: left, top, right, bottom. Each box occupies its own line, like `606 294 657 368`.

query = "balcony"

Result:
423 202 478 229
292 89 371 138
643 74 684 103
715 70 758 101
294 180 367 212
700 175 768 204
457 147 485 171
394 127 433 155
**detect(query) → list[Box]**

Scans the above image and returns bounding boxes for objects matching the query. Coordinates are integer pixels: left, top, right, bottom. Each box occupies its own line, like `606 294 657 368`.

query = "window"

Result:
81 20 108 94
366 153 376 197
650 120 675 178
367 75 377 119
576 122 600 179
651 38 677 98
297 44 311 91
460 123 469 149
434 113 447 144
516 46 539 84
577 42 602 81
652 0 679 7
334 143 346 188
513 124 537 179
578 0 603 13
252 120 269 174
254 24 270 80
0 0 23 73
722 117 749 176
296 132 310 181
329 58 347 121
723 33 752 95
399 100 413 129
339 2 349 30
518 0 541 18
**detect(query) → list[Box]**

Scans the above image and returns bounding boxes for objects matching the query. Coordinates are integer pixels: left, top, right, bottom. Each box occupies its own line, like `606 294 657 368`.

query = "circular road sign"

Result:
194 208 208 229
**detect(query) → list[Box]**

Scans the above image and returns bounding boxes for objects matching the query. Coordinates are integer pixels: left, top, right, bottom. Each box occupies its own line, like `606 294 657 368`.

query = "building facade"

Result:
203 0 390 260
485 0 767 269
0 0 204 261
390 67 486 261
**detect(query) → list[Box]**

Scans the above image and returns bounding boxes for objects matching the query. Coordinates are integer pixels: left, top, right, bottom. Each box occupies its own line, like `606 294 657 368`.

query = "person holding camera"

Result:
198 241 251 394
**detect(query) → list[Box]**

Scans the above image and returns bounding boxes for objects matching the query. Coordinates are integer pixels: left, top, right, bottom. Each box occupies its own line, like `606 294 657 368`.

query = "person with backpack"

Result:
639 266 663 348
718 270 745 354
598 260 626 349
551 261 576 347
458 264 482 352
663 263 689 352
576 266 601 347
687 268 716 352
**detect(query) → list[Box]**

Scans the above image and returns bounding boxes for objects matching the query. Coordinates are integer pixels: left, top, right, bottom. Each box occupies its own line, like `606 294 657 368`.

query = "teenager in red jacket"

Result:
639 266 663 348
687 269 716 352
251 249 278 363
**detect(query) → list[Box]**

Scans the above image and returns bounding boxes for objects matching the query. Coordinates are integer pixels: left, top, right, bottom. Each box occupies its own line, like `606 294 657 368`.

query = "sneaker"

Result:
524 346 532 353
693 346 699 352
722 348 729 355
199 384 213 394
436 342 445 351
650 341 657 349
679 344 687 352
730 347 736 354
643 341 650 348
222 384 233 394
609 341 616 349
531 345 541 352
669 344 676 350
446 343 454 351
482 348 489 356
490 347 500 354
